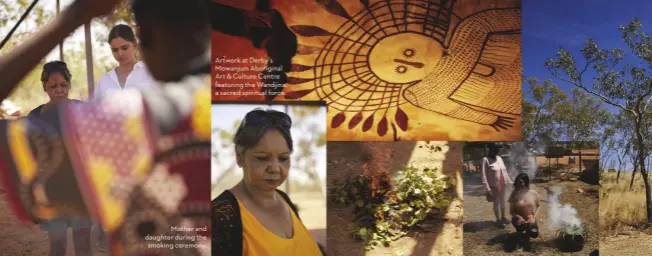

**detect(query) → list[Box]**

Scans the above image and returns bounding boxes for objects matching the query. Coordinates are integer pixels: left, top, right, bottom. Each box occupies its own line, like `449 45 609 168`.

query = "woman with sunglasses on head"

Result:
93 23 156 252
212 109 325 255
94 24 157 100
27 61 91 256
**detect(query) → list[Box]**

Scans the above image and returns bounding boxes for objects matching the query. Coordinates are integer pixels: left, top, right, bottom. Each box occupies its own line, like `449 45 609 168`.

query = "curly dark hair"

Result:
41 61 71 86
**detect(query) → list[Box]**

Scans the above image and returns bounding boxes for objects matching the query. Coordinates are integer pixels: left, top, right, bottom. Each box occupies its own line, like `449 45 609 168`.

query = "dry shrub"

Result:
600 172 647 233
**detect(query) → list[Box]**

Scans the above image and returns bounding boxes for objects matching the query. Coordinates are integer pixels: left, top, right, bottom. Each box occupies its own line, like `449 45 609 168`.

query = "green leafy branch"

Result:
328 167 456 250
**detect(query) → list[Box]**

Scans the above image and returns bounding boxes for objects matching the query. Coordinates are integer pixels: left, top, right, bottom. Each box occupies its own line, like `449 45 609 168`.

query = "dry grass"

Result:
600 172 648 234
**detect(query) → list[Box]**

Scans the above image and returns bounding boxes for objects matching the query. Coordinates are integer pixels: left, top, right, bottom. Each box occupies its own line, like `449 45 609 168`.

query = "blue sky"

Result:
523 0 652 87
523 0 652 170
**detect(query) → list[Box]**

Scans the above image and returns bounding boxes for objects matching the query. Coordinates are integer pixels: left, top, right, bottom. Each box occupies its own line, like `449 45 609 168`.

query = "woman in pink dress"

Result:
482 143 513 228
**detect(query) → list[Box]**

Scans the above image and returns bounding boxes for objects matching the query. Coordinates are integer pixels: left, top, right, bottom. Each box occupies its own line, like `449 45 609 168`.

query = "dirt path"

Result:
601 232 652 255
0 189 108 256
327 141 463 256
463 172 599 255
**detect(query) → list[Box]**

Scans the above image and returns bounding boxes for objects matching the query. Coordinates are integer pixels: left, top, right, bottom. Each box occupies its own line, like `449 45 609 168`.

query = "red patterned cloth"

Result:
0 76 211 256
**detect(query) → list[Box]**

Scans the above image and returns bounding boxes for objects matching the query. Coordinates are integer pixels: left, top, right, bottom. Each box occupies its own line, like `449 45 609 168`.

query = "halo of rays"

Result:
286 0 456 136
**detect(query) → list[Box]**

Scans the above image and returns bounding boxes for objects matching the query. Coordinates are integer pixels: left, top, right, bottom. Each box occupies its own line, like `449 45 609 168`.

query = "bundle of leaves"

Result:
556 223 587 252
328 167 455 250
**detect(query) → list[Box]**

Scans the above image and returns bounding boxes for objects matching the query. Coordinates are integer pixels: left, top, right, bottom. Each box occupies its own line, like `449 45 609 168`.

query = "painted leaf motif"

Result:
331 112 346 128
285 88 315 99
290 63 314 72
377 116 388 136
362 114 374 132
286 76 314 84
296 44 323 55
395 106 409 131
348 112 364 129
290 25 333 37
316 0 352 19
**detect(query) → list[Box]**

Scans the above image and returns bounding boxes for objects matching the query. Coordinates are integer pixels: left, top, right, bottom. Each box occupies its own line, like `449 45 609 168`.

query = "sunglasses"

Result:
241 109 292 129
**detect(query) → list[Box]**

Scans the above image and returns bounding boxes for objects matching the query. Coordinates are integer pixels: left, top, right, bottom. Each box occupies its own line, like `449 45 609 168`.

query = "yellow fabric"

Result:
191 83 211 140
238 198 322 256
7 120 36 183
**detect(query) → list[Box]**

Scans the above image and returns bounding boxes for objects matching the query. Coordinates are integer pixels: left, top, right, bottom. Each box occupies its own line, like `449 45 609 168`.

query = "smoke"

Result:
504 142 539 181
548 186 584 235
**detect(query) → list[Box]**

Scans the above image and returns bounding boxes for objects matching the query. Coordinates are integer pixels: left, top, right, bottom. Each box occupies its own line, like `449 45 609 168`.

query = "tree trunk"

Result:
648 156 651 177
84 23 95 99
634 119 652 224
57 0 63 61
617 153 624 183
630 160 638 192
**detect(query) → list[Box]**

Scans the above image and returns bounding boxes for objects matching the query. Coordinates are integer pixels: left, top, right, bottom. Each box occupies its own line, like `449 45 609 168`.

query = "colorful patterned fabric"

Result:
0 75 211 256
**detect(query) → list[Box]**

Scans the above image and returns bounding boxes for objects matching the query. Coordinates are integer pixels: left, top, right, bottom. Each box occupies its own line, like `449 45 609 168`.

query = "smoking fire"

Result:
548 187 585 235
361 142 393 195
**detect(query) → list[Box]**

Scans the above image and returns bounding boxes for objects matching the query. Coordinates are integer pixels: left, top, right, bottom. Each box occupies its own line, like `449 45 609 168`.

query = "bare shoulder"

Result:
529 189 541 200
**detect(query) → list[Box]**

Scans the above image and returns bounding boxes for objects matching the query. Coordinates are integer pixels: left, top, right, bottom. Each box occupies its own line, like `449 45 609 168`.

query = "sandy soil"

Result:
601 231 652 255
599 171 652 256
463 169 599 256
326 141 463 256
0 188 108 256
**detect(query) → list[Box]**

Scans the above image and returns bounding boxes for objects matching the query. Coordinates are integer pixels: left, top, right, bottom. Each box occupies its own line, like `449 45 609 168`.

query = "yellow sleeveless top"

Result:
237 199 322 256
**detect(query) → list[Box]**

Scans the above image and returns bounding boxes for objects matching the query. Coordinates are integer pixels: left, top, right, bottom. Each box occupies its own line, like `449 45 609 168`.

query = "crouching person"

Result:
508 173 540 250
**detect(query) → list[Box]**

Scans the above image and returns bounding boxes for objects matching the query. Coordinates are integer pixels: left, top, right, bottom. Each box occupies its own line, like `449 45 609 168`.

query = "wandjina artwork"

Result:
217 0 523 141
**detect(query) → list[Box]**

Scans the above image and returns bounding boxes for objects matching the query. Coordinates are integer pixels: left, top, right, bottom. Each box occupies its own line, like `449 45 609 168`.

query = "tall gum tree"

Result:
545 18 652 224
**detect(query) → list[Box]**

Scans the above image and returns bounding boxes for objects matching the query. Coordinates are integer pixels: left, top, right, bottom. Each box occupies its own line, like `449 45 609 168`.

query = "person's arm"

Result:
508 191 526 222
509 203 525 223
0 0 117 101
533 190 541 218
481 158 491 192
500 157 513 184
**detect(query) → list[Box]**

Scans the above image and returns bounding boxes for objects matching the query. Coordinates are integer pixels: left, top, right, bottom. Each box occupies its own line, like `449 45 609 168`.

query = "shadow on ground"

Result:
464 221 498 233
463 161 600 255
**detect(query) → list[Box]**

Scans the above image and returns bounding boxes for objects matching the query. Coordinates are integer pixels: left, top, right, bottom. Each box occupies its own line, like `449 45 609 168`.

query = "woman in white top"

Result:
94 24 157 100
94 24 157 251
481 143 513 228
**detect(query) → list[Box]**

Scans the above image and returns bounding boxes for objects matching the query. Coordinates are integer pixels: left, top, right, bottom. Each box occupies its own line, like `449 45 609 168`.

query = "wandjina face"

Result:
282 0 522 138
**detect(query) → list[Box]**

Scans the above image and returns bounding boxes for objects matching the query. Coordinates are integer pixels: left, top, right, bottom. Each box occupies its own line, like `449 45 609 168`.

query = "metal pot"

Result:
556 224 587 252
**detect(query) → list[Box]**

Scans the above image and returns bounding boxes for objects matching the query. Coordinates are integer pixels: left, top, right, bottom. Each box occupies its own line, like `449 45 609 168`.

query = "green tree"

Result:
0 0 132 112
98 0 134 27
545 17 652 224
522 77 567 149
557 88 610 145
600 123 616 173
288 105 326 193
